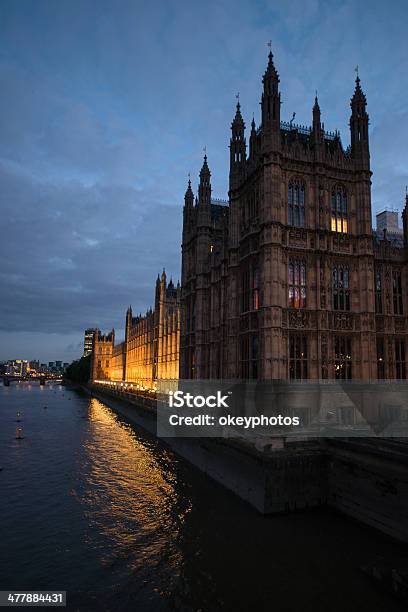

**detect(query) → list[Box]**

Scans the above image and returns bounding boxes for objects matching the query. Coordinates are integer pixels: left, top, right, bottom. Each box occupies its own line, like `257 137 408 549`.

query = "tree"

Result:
64 354 91 384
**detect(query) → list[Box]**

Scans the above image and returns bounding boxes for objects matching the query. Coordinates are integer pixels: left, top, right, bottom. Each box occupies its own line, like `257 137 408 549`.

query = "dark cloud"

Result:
0 0 407 361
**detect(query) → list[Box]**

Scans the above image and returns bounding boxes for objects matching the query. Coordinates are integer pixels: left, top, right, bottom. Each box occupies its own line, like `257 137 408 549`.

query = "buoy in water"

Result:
15 412 22 422
15 427 24 440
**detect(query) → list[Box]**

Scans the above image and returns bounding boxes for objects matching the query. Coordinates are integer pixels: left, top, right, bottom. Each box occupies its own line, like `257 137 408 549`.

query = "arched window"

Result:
331 187 348 233
288 180 305 227
332 264 350 311
288 260 307 308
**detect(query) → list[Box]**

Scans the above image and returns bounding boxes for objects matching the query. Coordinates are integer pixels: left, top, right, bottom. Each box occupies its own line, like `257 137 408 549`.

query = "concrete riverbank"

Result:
85 383 408 546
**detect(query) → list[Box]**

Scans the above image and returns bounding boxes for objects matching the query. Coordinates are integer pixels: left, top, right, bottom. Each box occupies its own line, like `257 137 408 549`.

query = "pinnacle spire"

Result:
351 72 366 108
263 47 279 83
186 174 193 193
232 98 244 127
184 175 194 207
198 150 211 205
200 151 210 178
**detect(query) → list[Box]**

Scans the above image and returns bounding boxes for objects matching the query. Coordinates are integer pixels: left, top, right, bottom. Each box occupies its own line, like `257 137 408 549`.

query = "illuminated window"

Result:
288 180 305 227
332 265 350 311
289 335 308 379
252 266 260 310
334 336 352 380
288 261 306 308
331 187 348 233
242 264 260 312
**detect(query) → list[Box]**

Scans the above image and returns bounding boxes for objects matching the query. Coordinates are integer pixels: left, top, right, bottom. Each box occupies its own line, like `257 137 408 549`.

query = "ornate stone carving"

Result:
320 264 326 308
331 312 353 330
288 228 307 247
332 234 351 253
288 309 309 328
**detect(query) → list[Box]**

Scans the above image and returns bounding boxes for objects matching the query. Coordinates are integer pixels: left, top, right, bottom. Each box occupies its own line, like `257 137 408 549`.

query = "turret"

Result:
249 115 257 160
197 154 212 228
350 74 370 167
183 176 195 243
261 49 281 150
184 177 194 208
125 305 132 342
229 99 246 183
312 94 323 144
198 154 211 206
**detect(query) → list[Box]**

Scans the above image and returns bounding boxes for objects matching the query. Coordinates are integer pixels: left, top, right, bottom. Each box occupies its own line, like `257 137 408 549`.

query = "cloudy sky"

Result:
1 0 407 362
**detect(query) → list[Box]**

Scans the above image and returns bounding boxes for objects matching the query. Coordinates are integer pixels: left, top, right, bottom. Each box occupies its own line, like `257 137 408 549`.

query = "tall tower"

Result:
261 49 281 152
125 305 132 342
195 155 212 377
229 100 246 249
249 116 257 161
229 99 246 187
350 74 372 235
198 154 211 207
312 95 323 148
350 75 370 168
182 177 194 245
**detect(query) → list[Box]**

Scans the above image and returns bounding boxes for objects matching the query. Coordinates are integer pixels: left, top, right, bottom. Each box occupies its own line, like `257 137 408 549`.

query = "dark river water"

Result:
0 382 406 612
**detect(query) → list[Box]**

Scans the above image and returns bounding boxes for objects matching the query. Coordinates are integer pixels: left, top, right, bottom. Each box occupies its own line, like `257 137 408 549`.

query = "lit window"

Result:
331 187 348 233
288 261 306 308
252 266 260 310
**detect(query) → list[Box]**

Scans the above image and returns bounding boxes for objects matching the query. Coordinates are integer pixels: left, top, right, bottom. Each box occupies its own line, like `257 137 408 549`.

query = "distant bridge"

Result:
1 376 63 386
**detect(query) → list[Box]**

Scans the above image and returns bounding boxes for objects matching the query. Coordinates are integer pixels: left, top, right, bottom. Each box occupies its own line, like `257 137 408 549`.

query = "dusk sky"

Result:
1 0 407 362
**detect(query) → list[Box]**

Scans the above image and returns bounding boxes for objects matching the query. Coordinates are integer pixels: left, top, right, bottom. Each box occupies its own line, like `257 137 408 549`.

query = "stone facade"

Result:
180 51 408 381
91 271 180 388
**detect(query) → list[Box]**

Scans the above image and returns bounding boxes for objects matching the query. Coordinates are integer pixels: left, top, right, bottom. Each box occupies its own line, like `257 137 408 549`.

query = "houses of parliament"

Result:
92 50 408 386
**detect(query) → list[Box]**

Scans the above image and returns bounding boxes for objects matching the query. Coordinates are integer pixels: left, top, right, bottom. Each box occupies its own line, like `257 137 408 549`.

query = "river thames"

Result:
0 382 406 611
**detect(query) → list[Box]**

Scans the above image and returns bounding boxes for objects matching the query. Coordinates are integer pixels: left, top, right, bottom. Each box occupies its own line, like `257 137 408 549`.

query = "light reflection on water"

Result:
78 399 187 576
0 384 406 612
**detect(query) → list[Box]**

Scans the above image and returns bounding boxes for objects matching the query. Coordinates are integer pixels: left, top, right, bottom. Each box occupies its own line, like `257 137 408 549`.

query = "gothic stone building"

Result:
92 271 180 388
180 51 408 381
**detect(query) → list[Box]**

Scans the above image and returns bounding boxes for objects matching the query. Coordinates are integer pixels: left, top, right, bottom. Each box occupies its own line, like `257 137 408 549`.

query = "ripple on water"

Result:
0 383 406 612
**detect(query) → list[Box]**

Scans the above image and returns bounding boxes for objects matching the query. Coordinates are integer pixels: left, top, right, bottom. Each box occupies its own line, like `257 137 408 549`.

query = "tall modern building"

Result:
83 328 96 357
180 51 408 381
